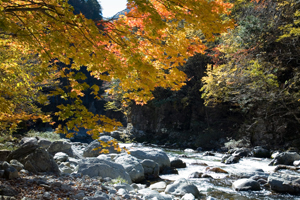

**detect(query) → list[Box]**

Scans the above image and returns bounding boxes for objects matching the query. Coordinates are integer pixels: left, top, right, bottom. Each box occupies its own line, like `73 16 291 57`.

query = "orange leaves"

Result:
1 0 234 137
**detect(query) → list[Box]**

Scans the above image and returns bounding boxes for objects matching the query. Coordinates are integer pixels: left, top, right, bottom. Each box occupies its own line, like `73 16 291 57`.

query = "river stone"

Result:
114 183 134 192
171 159 186 168
9 159 24 171
181 193 196 200
19 137 38 145
232 178 261 191
83 136 119 157
149 181 167 192
268 172 300 194
0 185 18 196
144 193 173 200
77 158 132 184
223 155 240 164
54 152 69 162
130 150 170 171
47 140 75 157
114 154 145 182
252 146 271 158
165 178 201 198
37 139 52 149
232 148 250 157
269 152 300 166
141 159 159 179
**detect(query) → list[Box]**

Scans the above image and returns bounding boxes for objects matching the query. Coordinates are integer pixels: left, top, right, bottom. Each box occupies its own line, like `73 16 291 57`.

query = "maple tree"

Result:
0 0 234 137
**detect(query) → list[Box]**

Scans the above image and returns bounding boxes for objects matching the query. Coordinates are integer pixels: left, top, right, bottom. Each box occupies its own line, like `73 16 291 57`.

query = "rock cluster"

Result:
0 136 201 200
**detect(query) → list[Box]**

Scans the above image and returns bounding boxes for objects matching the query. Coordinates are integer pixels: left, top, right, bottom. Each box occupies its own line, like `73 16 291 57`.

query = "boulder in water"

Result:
269 152 300 166
232 178 261 191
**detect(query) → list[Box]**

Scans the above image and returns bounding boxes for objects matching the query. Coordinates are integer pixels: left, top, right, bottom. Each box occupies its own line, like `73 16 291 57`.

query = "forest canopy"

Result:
0 0 233 137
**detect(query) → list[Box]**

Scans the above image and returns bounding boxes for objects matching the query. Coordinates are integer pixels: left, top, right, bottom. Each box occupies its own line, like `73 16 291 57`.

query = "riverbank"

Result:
1 132 300 199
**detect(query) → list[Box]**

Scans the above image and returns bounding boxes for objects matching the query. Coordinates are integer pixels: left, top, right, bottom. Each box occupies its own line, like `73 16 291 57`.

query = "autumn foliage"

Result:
0 0 233 137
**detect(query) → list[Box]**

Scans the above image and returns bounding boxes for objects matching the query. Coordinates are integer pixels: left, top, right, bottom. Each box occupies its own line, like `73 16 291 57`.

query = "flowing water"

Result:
121 143 300 200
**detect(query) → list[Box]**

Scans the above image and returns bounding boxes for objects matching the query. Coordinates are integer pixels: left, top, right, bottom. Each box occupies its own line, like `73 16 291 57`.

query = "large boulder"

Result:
6 141 38 162
269 152 300 166
129 150 170 171
267 172 300 194
165 178 201 198
252 146 271 158
232 179 261 191
23 148 60 173
6 141 59 173
77 158 132 184
114 154 145 182
141 159 159 179
232 148 250 157
221 154 240 164
82 136 119 157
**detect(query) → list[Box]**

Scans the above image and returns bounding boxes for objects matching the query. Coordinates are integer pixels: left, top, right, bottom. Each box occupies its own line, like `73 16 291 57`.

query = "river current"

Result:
121 143 300 200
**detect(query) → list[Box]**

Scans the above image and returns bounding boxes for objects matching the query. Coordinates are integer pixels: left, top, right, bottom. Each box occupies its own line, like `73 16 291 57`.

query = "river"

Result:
121 143 300 200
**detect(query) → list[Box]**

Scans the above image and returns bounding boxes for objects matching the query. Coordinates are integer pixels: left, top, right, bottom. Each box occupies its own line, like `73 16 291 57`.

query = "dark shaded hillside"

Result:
127 54 244 150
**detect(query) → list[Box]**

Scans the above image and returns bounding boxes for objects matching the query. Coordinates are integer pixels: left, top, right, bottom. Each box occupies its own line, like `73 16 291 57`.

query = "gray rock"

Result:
170 159 186 168
54 152 69 162
83 136 119 157
47 140 76 158
232 178 261 191
37 139 52 149
130 150 170 171
143 192 174 200
6 142 38 162
252 146 270 158
294 160 300 166
19 137 38 146
223 155 240 164
232 148 250 157
4 166 19 179
269 152 300 166
9 159 24 171
138 188 160 196
165 178 201 198
114 183 134 192
115 154 144 182
60 166 74 174
77 158 132 184
73 191 85 199
23 148 59 173
141 159 159 179
268 172 300 194
149 181 167 192
0 185 18 196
